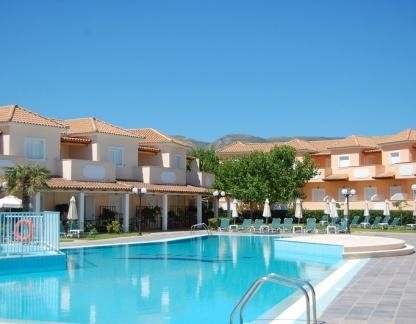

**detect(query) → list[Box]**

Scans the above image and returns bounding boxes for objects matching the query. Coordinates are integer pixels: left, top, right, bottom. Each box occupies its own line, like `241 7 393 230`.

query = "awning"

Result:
323 174 349 181
138 146 160 153
373 172 395 179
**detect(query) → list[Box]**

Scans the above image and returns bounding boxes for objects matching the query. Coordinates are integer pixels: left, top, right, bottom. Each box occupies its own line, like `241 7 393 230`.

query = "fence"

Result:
0 212 60 256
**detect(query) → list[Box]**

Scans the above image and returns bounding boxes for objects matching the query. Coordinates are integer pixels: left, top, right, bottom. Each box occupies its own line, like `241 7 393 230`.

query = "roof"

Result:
47 178 210 194
327 135 379 150
138 146 161 153
373 171 396 179
61 136 92 144
47 178 131 191
64 117 137 138
120 181 210 194
377 129 416 145
129 128 192 147
323 174 349 181
0 105 66 128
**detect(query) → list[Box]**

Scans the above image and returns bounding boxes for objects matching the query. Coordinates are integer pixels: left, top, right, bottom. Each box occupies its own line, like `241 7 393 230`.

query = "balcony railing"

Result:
61 159 116 182
186 171 215 188
385 162 416 178
140 166 186 185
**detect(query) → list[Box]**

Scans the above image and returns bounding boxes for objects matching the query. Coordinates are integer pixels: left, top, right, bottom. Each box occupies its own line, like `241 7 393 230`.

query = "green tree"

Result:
215 145 317 208
3 165 50 211
189 148 220 173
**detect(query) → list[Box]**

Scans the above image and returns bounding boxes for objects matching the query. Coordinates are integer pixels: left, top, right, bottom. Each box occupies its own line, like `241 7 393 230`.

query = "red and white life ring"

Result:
14 219 34 242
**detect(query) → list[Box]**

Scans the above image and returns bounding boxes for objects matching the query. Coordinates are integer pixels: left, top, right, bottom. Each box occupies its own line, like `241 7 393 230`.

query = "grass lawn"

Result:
351 227 416 234
60 231 141 241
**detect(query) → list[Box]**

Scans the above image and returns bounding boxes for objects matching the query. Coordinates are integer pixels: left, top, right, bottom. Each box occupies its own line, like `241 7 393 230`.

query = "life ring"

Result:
14 219 34 242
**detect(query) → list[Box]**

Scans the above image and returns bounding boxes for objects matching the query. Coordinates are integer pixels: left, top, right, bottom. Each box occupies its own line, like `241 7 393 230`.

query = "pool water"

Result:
0 235 343 323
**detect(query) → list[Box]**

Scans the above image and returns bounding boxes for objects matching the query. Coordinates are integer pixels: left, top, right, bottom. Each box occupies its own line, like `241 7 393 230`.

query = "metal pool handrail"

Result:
190 223 212 235
230 272 317 324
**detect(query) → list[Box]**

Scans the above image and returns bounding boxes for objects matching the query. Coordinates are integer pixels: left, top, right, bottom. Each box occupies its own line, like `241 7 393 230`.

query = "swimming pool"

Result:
0 235 345 323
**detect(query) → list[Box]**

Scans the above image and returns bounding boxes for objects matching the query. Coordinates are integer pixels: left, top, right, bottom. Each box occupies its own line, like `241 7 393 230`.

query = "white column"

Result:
78 192 85 231
196 195 202 224
122 193 130 233
34 192 41 212
162 194 168 231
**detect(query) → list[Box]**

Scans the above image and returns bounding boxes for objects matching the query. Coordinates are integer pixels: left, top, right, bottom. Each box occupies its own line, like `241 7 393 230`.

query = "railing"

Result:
230 273 317 324
0 212 60 256
190 223 212 235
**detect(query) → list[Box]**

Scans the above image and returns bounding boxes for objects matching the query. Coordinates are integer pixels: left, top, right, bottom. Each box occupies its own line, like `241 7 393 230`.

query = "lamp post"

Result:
132 187 147 236
341 188 356 234
213 190 225 220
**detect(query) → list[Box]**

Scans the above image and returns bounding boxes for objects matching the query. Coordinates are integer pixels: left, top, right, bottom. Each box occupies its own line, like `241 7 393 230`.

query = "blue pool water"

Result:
0 235 344 323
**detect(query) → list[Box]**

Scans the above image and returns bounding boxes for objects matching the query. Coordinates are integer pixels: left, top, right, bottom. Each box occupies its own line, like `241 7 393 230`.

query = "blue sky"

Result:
1 0 415 142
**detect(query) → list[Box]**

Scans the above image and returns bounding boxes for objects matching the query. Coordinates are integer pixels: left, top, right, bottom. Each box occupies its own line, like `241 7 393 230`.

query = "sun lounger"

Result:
217 218 230 231
305 218 317 233
269 218 281 232
239 219 252 231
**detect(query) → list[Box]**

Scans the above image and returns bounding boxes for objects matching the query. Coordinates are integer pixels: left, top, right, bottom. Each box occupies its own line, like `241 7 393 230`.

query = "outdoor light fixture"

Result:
341 188 356 234
132 187 147 236
213 190 225 219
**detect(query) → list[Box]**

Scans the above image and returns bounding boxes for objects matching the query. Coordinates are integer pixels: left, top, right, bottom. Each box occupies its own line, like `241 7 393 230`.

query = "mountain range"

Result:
172 134 339 150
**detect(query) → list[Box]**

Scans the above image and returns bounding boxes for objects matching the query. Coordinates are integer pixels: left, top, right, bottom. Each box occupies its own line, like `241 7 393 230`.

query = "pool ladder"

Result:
230 273 317 324
190 223 212 236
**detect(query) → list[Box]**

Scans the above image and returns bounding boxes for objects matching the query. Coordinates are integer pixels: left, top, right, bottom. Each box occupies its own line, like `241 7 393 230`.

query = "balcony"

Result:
309 168 332 182
186 171 215 188
347 165 386 181
0 155 51 176
140 166 186 185
385 162 416 179
61 159 116 182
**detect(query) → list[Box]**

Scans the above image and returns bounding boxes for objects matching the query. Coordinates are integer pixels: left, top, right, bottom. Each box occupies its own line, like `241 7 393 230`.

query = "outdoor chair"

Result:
388 217 400 229
269 218 281 232
239 219 252 231
350 215 361 227
377 216 390 229
360 216 370 228
68 220 82 238
319 215 329 226
217 218 230 231
337 219 348 233
60 221 67 238
370 216 382 229
250 219 264 232
282 218 293 232
305 218 318 233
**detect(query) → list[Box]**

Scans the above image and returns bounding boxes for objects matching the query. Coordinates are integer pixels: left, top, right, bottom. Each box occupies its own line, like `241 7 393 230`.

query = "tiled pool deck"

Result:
61 231 416 323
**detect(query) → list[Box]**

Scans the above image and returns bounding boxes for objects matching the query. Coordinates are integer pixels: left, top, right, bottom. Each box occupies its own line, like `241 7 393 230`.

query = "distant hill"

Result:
172 134 339 150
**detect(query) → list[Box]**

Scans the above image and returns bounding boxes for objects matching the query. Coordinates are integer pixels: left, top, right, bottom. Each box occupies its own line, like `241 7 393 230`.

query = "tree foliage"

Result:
3 165 50 211
214 146 317 205
189 148 220 173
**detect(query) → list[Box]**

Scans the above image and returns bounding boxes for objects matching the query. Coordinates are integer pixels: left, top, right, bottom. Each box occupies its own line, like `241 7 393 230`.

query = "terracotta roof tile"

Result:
377 129 416 145
47 178 210 194
327 135 378 149
138 146 161 153
47 178 130 191
119 181 210 194
323 174 349 181
129 128 192 147
64 117 137 138
0 105 66 128
373 171 395 179
61 136 92 144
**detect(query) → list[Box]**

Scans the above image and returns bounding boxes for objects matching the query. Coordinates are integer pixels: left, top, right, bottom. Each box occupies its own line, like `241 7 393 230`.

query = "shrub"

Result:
106 220 122 233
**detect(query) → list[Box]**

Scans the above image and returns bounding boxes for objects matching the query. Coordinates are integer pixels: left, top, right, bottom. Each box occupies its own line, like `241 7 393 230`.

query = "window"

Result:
173 154 182 169
338 155 350 168
389 151 400 164
312 188 326 202
364 187 377 201
389 185 401 199
24 137 45 160
108 147 124 167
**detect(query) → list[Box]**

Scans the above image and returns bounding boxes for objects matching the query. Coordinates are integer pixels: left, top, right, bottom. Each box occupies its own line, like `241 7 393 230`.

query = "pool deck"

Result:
60 231 416 323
